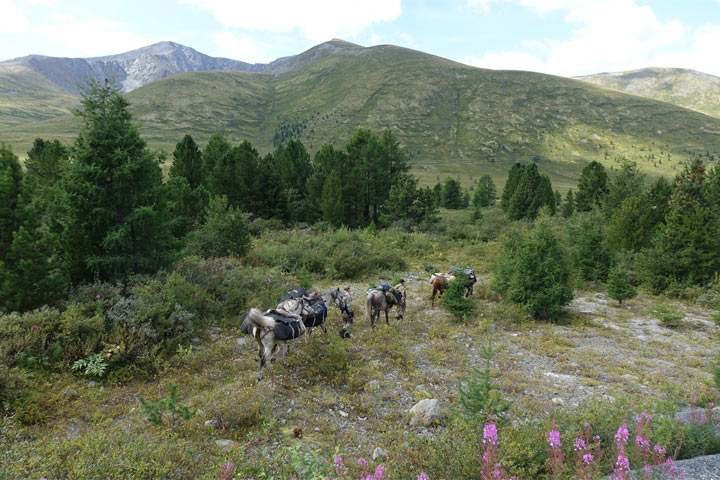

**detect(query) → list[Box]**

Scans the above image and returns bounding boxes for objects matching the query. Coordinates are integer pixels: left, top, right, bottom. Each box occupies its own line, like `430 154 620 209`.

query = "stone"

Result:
87 381 97 387
63 389 77 397
204 419 220 429
215 439 237 450
339 410 348 417
66 422 80 439
190 337 202 344
372 447 389 461
551 397 564 406
235 337 247 346
409 399 442 427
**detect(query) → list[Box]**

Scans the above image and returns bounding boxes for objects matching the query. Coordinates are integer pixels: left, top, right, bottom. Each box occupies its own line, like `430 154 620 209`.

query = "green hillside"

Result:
578 67 720 119
0 63 79 127
3 42 720 190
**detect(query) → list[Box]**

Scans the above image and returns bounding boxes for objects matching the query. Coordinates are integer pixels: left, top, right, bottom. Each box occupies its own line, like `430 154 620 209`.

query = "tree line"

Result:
0 81 436 312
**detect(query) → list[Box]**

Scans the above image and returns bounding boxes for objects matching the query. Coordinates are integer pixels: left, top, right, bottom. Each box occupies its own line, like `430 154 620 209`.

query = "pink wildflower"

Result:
654 445 666 455
574 437 585 451
583 453 594 465
358 457 367 467
417 474 429 480
548 430 562 448
615 423 629 445
31 324 38 331
616 454 630 470
375 464 385 479
483 422 498 445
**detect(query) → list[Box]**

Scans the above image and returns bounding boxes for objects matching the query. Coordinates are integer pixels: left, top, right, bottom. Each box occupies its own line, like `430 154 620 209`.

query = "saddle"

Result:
266 309 304 340
279 287 327 329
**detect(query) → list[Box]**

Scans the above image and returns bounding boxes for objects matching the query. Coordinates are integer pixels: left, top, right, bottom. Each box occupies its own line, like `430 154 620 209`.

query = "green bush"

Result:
650 303 683 328
492 218 573 319
442 279 477 322
185 195 250 258
289 334 349 386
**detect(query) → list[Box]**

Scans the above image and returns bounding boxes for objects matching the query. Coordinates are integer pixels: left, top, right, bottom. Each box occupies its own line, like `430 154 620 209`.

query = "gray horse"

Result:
327 287 354 338
242 307 305 382
365 288 402 328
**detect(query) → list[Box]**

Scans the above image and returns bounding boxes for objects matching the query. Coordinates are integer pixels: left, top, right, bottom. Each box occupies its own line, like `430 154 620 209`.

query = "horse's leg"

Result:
385 308 390 325
431 285 436 307
258 346 268 382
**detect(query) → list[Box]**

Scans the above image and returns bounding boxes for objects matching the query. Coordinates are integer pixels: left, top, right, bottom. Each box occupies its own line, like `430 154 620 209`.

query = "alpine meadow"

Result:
3 7 720 479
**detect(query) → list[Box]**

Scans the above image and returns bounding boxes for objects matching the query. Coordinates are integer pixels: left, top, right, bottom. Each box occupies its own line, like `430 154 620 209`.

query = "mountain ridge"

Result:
576 67 720 118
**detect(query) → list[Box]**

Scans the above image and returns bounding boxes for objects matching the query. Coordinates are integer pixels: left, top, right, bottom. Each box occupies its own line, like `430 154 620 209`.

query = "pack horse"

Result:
429 267 477 307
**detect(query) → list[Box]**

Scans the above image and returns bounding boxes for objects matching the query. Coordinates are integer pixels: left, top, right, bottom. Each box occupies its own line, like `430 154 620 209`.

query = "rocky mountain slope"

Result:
577 67 720 119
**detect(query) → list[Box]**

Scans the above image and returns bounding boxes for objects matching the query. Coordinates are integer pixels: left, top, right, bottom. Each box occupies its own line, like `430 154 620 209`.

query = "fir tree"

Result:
170 134 204 189
61 80 178 283
607 195 654 252
321 170 344 226
562 189 575 218
603 161 645 216
575 161 609 212
474 174 497 207
606 266 637 305
186 195 250 258
441 177 464 209
570 212 613 281
0 144 23 258
492 217 573 319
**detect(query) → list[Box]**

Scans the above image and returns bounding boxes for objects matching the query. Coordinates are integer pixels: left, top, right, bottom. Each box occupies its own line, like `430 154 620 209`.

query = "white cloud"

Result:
33 19 156 57
467 0 716 76
467 0 497 13
212 32 268 63
0 0 30 34
181 0 402 42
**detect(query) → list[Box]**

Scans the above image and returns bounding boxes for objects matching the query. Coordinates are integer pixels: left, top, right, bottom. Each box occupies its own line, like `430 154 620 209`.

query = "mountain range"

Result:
2 40 720 189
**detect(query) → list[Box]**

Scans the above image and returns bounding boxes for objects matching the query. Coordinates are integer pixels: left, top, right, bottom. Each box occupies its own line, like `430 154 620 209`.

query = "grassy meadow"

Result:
2 207 719 479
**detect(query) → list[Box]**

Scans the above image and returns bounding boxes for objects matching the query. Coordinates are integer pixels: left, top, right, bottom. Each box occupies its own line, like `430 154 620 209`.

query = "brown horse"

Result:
365 289 401 328
429 274 452 307
430 269 477 307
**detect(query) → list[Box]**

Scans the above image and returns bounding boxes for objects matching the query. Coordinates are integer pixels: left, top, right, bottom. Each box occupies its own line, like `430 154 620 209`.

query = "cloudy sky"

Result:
1 0 719 77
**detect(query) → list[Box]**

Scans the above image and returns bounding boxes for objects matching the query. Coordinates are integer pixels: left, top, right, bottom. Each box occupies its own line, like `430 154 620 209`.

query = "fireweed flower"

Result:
616 454 630 470
358 457 367 467
654 444 666 455
417 474 429 480
483 422 498 444
636 435 650 449
548 430 562 448
583 453 594 465
375 464 385 479
574 437 586 451
615 423 629 445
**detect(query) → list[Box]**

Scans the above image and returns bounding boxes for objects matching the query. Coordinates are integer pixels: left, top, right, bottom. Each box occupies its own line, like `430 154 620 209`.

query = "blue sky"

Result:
2 0 720 76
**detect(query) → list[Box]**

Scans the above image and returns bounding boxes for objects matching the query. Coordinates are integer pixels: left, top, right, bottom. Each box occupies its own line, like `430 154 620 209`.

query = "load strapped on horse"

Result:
278 287 328 332
429 267 477 307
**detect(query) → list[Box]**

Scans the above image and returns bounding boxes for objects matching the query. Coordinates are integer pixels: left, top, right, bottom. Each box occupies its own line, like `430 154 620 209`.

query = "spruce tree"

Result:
506 163 555 220
606 266 637 305
575 161 609 212
607 195 654 251
321 170 344 226
24 138 68 188
603 161 644 216
0 144 23 258
570 212 613 281
441 177 463 209
640 160 720 291
501 163 524 211
492 217 573 319
562 189 575 218
170 134 204 189
61 80 178 283
474 174 496 207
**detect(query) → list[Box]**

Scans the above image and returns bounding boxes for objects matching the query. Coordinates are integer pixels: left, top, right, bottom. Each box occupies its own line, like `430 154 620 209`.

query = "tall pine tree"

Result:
61 80 178 283
575 161 609 212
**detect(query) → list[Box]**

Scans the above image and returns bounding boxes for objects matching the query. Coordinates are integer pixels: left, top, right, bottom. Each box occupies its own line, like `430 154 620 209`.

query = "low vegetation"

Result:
1 83 720 479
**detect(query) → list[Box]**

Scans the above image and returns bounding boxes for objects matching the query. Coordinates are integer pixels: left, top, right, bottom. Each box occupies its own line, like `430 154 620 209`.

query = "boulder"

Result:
409 399 442 427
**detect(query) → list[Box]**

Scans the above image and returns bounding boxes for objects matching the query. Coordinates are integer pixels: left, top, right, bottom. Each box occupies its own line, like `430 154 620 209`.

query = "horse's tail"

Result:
365 293 373 324
246 308 276 332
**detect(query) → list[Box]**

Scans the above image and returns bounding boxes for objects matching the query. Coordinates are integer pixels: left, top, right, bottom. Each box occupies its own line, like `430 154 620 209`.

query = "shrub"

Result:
458 338 510 422
650 304 683 329
139 383 196 427
442 279 477 322
185 195 250 258
288 334 349 386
